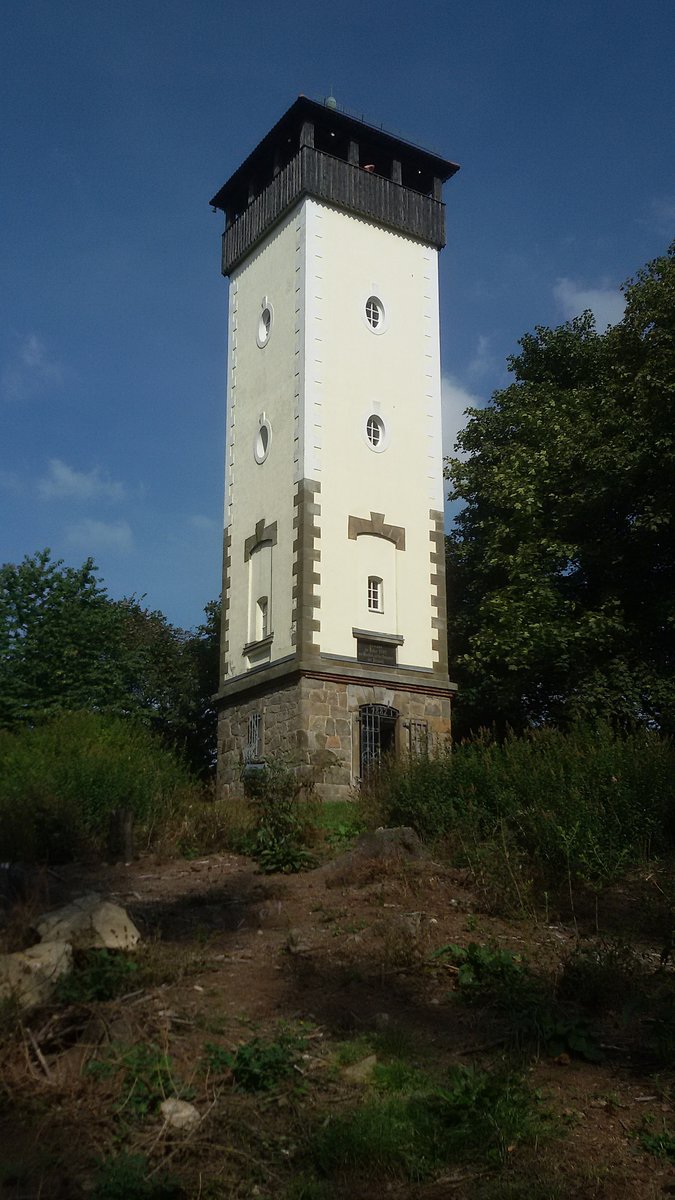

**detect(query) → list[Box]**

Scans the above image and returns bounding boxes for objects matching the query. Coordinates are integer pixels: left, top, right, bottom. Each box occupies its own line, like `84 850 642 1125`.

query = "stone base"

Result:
217 672 453 802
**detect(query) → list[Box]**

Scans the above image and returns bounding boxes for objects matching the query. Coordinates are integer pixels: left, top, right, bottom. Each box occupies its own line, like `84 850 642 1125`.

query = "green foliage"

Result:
92 1153 183 1199
206 1031 303 1092
244 759 316 874
372 724 675 892
446 242 675 734
438 942 602 1062
639 1123 675 1161
311 1064 544 1180
56 949 139 1003
88 1042 176 1117
0 549 219 775
0 711 202 861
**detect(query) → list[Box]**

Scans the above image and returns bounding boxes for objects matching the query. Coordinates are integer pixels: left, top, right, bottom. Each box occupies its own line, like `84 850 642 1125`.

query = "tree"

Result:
0 549 220 773
445 243 675 735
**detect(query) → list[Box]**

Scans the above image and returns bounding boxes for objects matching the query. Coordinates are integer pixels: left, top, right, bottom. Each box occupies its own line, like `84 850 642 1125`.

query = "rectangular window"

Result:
257 596 268 640
367 576 383 612
408 719 429 759
244 712 263 762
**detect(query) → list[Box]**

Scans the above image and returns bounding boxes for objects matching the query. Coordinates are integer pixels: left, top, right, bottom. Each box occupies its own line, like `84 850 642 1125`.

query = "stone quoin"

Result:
210 96 459 799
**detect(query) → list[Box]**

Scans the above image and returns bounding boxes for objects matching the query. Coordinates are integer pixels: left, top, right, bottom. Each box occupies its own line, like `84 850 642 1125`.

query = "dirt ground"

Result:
1 844 674 1199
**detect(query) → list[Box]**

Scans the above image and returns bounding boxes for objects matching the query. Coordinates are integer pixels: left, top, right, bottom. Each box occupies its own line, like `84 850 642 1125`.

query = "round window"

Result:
365 296 383 330
256 301 274 347
254 419 271 463
365 413 387 452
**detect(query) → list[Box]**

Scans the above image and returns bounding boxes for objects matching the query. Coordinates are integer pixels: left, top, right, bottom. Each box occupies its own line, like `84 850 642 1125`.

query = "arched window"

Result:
359 704 398 777
367 576 383 612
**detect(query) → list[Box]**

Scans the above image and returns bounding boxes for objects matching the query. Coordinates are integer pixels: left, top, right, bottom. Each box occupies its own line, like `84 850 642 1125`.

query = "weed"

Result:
55 949 139 1003
639 1120 675 1160
244 759 317 874
206 1031 303 1092
333 1036 375 1066
92 1152 184 1199
557 940 642 1015
87 1042 176 1117
372 1060 430 1093
310 1064 545 1181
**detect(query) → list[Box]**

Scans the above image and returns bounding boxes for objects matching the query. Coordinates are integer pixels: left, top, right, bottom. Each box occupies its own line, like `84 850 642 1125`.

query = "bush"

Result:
243 759 316 874
0 711 202 861
368 724 675 890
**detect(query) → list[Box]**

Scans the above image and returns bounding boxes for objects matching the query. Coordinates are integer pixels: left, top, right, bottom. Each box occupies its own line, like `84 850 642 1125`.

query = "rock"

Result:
342 1054 377 1084
286 928 312 954
355 827 424 860
160 1099 201 1130
36 893 141 951
0 940 73 1010
325 827 425 887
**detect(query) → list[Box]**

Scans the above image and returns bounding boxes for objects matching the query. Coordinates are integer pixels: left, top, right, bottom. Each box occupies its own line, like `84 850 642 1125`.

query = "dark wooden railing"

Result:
221 147 446 274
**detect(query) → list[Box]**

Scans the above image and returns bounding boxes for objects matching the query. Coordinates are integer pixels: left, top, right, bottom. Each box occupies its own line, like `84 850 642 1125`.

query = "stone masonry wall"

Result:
217 673 452 802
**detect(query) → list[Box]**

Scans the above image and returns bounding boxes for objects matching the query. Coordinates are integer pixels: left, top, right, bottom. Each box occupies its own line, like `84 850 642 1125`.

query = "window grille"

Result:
408 719 429 759
367 576 382 612
244 712 262 762
366 414 383 447
359 704 398 777
365 297 382 328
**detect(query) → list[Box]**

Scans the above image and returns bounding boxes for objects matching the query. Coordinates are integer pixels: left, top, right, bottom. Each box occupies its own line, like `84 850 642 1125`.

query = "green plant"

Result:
310 1064 545 1181
56 949 139 1003
87 1042 176 1117
92 1152 184 1199
639 1121 675 1160
0 711 202 862
207 1031 303 1092
244 759 317 874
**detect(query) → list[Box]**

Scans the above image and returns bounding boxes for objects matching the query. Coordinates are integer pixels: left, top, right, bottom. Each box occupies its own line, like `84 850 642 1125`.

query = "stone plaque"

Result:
356 638 397 667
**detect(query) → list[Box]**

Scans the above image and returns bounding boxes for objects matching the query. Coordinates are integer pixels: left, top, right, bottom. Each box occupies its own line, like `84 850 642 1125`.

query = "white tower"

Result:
210 97 459 800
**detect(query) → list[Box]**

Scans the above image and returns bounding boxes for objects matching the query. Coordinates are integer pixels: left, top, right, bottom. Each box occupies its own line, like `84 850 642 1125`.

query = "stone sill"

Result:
352 627 404 645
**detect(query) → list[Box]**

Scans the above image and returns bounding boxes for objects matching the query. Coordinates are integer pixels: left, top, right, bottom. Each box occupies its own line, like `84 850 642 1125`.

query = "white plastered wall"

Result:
225 205 304 678
301 200 444 670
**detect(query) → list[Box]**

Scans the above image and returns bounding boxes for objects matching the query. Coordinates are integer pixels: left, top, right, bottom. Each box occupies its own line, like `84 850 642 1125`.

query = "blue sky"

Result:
1 0 673 630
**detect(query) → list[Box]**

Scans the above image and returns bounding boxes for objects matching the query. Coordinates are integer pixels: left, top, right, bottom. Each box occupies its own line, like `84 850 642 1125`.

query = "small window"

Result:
367 576 383 612
365 296 383 329
244 712 262 762
365 413 386 450
256 300 274 347
254 418 272 463
257 596 269 640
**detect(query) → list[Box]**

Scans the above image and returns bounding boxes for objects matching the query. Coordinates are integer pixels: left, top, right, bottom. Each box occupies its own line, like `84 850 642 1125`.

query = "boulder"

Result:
160 1099 201 1130
325 826 425 886
36 893 141 951
0 941 73 1010
342 1054 378 1084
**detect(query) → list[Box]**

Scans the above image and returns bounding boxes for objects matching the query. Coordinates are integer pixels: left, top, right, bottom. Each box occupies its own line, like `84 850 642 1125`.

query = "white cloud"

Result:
66 519 133 553
441 375 484 459
1 333 63 402
188 514 219 532
466 333 494 381
554 277 625 329
38 458 126 502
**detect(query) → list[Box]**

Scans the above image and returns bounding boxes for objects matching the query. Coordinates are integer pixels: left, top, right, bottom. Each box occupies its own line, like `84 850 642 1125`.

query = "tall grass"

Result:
366 724 675 891
0 711 202 861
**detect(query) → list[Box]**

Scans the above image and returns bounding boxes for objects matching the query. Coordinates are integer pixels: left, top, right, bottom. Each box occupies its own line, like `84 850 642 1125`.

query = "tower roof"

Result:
210 96 460 274
209 96 459 213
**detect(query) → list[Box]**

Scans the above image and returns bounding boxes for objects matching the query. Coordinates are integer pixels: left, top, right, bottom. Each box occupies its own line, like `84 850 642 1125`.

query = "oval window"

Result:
365 295 384 331
256 302 274 347
366 413 385 449
254 419 271 463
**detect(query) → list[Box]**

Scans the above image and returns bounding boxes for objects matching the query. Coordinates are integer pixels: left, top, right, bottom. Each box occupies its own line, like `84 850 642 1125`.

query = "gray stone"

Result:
0 941 73 1010
36 893 141 951
342 1054 377 1084
160 1098 201 1130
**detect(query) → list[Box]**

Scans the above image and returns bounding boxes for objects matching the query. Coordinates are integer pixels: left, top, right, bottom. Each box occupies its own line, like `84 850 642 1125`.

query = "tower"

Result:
210 97 459 800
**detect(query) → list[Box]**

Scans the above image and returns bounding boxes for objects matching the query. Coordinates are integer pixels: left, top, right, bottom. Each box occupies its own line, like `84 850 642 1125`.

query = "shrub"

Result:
243 759 316 874
368 724 675 891
0 711 202 861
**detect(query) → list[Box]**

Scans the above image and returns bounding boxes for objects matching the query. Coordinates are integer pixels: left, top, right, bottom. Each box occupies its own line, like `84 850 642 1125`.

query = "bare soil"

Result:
1 845 674 1199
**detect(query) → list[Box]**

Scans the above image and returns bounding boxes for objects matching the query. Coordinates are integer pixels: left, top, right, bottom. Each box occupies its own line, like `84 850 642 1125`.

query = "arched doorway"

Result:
359 704 399 778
